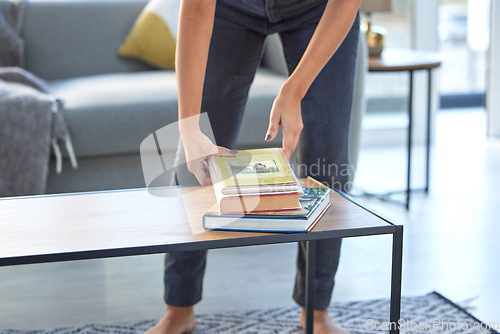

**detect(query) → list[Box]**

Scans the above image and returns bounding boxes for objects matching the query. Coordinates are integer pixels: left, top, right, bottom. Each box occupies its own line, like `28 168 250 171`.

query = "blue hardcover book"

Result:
202 188 331 233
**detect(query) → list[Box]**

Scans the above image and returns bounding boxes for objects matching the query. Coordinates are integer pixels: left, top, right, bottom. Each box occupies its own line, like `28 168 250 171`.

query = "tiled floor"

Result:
347 108 500 324
1 108 498 330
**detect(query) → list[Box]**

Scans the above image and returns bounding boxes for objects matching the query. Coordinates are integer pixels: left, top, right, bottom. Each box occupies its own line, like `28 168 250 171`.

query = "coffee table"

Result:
0 178 403 334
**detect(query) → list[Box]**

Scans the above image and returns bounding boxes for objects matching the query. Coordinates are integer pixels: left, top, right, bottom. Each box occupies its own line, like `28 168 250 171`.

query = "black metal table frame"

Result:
364 67 436 210
0 192 404 334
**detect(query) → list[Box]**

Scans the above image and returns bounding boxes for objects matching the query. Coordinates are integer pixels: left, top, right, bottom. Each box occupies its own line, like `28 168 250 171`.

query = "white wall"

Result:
413 0 440 51
488 0 500 138
359 1 441 147
413 0 440 145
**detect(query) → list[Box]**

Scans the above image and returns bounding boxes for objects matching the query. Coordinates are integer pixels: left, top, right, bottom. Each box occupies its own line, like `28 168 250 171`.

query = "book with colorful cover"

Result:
202 187 331 233
208 148 298 189
207 148 303 213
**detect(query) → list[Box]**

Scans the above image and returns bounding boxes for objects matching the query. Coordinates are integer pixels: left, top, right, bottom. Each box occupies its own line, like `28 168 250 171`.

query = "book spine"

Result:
306 202 331 232
220 207 301 214
207 158 224 211
207 156 220 186
221 191 301 199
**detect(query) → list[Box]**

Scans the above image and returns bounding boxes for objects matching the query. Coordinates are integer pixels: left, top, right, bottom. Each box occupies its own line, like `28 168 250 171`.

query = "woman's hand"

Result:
181 126 235 186
265 86 304 160
264 0 360 160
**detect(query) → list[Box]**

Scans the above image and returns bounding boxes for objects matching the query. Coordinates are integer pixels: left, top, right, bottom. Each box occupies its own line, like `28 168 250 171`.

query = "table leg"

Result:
305 240 316 334
390 225 404 334
425 69 433 193
406 71 414 210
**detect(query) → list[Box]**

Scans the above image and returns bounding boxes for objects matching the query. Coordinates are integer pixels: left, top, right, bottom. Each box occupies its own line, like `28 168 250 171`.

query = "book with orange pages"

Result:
203 187 331 233
207 148 303 214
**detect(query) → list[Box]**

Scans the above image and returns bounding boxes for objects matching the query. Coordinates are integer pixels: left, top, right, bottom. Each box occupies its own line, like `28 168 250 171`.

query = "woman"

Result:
148 0 360 333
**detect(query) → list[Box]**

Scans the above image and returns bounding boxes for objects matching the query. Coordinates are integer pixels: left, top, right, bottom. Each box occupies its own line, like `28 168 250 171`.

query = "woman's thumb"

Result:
218 146 238 157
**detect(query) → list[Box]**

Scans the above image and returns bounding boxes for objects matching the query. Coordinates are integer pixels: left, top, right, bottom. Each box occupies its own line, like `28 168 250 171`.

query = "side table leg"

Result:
406 71 414 210
390 225 404 334
425 69 433 193
305 240 316 334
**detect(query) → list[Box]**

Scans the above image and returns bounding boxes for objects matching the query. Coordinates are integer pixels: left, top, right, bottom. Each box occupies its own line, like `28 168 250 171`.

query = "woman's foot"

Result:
299 308 351 334
145 305 197 334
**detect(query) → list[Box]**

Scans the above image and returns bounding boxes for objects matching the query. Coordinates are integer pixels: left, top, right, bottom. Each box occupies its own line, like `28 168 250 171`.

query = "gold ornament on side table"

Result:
360 0 392 57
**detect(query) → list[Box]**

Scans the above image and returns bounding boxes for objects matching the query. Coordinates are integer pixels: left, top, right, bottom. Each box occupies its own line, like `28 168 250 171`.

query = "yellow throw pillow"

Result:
118 0 179 69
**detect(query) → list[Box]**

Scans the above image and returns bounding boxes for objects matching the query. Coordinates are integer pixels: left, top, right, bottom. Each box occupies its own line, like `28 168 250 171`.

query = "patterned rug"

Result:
2 292 498 334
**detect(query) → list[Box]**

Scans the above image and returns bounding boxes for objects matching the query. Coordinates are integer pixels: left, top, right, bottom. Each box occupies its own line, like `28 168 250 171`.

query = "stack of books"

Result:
204 148 331 233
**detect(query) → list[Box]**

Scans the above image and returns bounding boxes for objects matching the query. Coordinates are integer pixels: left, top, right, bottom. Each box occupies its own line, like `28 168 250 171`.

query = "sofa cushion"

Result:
49 71 178 158
48 69 285 159
118 0 179 70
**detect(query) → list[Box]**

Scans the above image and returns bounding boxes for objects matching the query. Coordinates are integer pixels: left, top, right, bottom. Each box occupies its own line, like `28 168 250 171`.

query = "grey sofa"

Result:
20 0 366 194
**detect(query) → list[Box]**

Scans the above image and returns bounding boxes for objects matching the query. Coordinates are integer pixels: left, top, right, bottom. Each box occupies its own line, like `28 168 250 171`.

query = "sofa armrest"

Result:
349 30 367 182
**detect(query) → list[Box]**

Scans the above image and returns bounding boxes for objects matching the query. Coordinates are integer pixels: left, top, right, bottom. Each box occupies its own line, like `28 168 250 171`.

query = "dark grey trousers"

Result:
164 1 359 310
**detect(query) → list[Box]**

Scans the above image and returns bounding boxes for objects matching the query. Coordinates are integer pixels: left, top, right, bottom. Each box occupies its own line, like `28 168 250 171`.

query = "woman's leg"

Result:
278 6 360 311
160 1 269 327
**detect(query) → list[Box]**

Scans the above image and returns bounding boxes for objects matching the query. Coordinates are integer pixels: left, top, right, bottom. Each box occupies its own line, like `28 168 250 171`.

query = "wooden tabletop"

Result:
368 48 442 72
0 178 397 266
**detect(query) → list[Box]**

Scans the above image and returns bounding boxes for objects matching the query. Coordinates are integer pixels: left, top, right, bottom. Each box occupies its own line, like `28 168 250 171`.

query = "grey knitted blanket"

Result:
0 0 24 67
1 1 76 197
0 67 77 197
